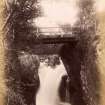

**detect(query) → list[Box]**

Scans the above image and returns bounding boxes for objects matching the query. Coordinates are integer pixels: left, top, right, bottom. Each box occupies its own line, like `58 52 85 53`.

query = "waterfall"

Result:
36 59 69 105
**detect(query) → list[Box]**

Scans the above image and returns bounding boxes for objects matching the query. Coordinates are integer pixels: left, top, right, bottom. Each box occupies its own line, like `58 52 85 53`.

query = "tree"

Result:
4 0 41 105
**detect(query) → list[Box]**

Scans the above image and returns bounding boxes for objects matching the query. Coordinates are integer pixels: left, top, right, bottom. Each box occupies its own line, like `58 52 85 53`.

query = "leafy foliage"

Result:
7 89 26 105
77 0 100 105
5 0 40 105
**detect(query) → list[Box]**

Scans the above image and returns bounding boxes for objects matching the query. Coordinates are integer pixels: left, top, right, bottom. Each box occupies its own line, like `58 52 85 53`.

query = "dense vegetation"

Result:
4 0 40 105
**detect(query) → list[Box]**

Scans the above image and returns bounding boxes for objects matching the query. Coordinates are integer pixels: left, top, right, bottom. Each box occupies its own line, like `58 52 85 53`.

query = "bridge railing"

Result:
34 27 81 37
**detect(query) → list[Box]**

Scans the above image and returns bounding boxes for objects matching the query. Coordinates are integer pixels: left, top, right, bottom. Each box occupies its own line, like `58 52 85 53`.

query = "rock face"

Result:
6 52 40 105
60 44 86 105
18 52 40 105
59 41 100 105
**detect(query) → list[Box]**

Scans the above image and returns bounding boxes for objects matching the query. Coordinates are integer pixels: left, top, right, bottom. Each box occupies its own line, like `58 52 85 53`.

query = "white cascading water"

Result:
36 59 71 105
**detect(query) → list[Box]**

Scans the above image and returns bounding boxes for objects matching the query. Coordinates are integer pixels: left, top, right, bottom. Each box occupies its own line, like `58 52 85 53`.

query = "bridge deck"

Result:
15 35 79 54
31 35 79 44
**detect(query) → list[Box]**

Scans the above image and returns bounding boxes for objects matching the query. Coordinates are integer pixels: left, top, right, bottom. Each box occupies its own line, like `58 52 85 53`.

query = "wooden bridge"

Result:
4 27 81 54
25 27 80 43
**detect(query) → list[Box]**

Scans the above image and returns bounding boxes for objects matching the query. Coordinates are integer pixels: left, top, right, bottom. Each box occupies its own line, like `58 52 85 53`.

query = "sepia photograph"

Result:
0 0 105 105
